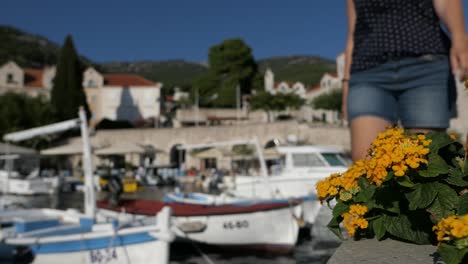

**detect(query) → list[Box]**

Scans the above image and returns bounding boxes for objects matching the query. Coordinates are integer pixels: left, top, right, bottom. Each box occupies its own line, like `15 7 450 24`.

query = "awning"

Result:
95 142 147 155
0 142 36 155
41 142 84 156
192 148 225 159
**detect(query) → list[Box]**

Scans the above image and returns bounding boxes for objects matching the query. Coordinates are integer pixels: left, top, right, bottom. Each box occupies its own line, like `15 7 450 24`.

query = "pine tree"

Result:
51 35 89 121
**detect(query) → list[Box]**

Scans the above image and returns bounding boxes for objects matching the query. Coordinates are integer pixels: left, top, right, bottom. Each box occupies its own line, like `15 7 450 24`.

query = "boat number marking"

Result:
223 220 249 230
89 248 118 263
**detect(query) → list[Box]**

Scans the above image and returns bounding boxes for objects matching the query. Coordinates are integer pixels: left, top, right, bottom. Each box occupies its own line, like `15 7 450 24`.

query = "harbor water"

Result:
1 187 340 264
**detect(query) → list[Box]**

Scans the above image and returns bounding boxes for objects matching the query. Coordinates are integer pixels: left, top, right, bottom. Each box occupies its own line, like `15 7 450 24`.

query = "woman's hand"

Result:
450 34 468 80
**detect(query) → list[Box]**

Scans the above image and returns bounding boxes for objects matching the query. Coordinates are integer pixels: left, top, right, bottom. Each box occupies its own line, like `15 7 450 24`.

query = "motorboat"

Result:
0 154 59 195
227 145 349 225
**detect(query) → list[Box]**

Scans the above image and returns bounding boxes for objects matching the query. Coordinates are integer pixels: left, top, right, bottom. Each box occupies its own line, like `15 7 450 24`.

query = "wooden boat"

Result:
0 207 173 264
97 198 302 254
0 107 174 264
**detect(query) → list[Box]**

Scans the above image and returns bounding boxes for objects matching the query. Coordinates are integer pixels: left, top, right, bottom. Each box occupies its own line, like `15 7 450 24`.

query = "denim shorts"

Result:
348 54 457 128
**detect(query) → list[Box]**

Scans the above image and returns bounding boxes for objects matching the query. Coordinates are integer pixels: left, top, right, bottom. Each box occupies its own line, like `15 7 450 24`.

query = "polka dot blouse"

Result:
351 0 451 73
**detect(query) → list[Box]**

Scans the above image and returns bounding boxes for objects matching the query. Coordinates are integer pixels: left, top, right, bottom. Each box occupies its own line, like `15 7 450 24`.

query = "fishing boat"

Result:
97 198 301 254
0 107 174 264
0 207 173 264
97 139 303 254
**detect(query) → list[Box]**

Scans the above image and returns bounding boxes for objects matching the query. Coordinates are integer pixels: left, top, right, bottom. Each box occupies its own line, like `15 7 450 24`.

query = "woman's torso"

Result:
351 0 451 73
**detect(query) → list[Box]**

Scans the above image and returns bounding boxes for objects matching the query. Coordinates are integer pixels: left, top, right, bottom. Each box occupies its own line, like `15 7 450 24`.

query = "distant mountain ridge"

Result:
258 55 336 87
0 25 336 89
100 60 208 88
0 25 93 68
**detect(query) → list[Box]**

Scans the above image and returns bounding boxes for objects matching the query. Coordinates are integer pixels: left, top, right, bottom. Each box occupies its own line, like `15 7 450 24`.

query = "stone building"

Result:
0 61 55 98
82 67 163 125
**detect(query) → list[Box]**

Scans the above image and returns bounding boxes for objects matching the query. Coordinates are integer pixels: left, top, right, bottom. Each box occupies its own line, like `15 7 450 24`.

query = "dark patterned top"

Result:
351 0 451 73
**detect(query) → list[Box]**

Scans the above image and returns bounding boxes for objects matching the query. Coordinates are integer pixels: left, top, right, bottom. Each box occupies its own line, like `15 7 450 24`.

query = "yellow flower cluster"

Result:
342 204 369 236
433 215 468 243
369 128 431 181
316 128 431 201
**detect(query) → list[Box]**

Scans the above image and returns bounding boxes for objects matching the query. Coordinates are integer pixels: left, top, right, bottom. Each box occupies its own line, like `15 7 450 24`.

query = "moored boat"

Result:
1 107 175 264
0 207 173 264
97 198 301 254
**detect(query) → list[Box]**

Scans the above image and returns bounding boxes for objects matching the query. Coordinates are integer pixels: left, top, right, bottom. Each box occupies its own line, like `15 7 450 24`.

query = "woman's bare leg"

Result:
350 116 392 161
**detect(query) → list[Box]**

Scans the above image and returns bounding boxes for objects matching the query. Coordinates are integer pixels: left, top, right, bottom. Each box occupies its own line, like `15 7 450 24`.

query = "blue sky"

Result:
1 0 468 63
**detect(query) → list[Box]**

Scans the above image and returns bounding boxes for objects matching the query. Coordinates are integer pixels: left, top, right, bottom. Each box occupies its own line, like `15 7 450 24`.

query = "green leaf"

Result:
455 237 468 250
357 177 370 190
438 243 468 264
372 217 386 240
464 159 468 174
382 214 431 245
404 183 438 210
373 187 400 213
436 183 459 211
354 184 377 204
426 132 454 153
396 175 416 188
419 153 449 177
428 198 453 221
445 167 468 187
332 202 350 218
385 171 395 182
327 217 344 240
458 193 468 215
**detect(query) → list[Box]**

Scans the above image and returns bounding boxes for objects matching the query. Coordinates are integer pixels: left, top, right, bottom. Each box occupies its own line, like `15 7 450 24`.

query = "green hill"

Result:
0 25 336 90
0 25 93 68
0 25 61 67
258 55 336 87
100 60 208 89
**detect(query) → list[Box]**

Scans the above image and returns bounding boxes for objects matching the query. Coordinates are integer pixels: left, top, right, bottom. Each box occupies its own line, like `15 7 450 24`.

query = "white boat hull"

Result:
174 206 299 250
0 172 57 195
25 238 169 264
99 204 300 253
1 208 173 264
231 168 346 199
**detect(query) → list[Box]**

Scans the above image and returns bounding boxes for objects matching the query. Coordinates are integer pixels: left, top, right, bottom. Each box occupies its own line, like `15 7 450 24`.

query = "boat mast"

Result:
3 107 95 217
79 107 96 218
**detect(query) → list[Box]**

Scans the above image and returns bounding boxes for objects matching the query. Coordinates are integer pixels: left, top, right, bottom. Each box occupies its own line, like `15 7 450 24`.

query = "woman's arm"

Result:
342 0 356 122
433 0 468 78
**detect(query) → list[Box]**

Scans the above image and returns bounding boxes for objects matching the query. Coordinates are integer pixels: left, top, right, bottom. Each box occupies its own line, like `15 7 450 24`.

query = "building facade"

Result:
82 67 162 124
0 61 55 98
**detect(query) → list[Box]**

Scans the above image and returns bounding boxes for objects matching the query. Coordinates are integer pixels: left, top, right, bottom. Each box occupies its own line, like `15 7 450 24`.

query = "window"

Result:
322 153 350 166
204 158 217 169
292 153 326 167
6 73 14 84
87 79 96 88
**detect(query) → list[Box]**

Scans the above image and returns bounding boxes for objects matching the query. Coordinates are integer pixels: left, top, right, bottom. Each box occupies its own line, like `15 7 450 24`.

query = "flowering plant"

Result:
316 128 467 264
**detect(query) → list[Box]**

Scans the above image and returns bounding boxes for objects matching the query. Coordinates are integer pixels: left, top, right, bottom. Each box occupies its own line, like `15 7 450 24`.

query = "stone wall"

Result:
65 121 350 166
327 239 440 264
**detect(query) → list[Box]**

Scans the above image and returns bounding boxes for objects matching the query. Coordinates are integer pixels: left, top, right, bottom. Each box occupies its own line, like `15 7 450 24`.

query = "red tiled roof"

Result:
103 74 156 87
307 83 321 93
23 68 43 88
